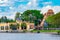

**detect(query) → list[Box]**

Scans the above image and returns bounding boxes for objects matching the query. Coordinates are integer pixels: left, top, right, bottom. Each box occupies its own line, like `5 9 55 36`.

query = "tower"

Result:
40 9 54 29
44 9 54 16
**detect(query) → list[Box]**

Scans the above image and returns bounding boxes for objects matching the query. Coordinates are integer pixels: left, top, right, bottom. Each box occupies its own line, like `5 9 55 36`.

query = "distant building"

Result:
44 9 54 17
0 9 54 31
0 21 34 32
0 15 34 32
40 9 54 29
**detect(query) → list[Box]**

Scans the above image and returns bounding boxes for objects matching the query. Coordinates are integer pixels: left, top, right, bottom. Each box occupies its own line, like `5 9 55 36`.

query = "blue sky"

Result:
0 0 60 19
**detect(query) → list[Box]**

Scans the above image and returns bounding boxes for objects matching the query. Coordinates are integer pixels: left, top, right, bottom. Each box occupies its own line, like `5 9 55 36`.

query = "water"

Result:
0 33 60 40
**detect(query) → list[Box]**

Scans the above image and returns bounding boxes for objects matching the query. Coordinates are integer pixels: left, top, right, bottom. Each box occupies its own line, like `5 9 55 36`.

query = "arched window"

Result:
5 26 8 30
30 25 34 29
21 23 27 30
1 26 4 30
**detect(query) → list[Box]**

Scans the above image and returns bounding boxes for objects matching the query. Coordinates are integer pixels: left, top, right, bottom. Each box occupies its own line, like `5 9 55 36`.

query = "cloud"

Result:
42 1 52 7
7 15 15 19
43 2 52 5
0 0 9 6
0 12 16 19
41 5 60 14
0 0 17 19
27 1 31 6
41 5 52 14
0 0 8 3
7 0 40 19
53 6 60 13
0 4 7 6
17 0 39 12
0 0 60 19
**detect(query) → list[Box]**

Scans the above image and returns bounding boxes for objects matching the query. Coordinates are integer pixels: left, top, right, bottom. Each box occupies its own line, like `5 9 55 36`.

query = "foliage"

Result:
0 16 7 22
15 12 21 20
0 16 16 23
46 12 60 28
21 10 43 22
21 10 43 26
57 30 60 34
21 23 27 29
31 30 59 33
10 24 19 30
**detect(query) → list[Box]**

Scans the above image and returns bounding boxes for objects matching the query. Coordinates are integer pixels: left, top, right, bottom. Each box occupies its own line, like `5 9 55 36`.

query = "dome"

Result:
47 9 54 16
48 9 53 11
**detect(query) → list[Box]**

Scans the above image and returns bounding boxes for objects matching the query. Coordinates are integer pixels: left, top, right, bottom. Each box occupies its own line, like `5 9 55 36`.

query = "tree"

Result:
0 16 16 23
46 12 60 28
16 23 20 29
0 19 1 22
10 24 19 30
7 19 16 23
0 16 7 23
15 12 21 20
21 10 43 23
21 23 27 30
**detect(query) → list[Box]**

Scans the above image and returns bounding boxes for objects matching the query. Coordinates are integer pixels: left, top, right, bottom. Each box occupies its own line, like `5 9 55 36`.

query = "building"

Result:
44 9 54 16
40 9 54 29
0 9 54 31
0 20 34 32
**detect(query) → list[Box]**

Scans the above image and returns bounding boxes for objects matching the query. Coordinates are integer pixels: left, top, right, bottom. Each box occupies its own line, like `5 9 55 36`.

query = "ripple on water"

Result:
0 33 60 40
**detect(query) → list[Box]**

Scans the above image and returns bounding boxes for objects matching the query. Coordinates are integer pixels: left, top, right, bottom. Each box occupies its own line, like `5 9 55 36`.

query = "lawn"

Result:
30 30 59 33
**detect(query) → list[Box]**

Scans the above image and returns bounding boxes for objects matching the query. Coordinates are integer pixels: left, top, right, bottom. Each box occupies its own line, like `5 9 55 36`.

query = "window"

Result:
5 26 8 30
30 25 34 29
1 26 4 30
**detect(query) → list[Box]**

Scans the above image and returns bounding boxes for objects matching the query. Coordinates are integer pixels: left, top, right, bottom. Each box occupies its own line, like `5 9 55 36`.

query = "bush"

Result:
23 30 27 33
57 30 60 34
21 23 27 29
10 24 19 30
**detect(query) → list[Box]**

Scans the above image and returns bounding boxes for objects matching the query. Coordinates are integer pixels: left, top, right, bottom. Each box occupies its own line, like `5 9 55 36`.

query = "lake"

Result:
0 33 60 40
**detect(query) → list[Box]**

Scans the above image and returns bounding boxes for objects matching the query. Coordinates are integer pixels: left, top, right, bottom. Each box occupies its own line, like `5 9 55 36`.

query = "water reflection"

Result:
0 33 60 40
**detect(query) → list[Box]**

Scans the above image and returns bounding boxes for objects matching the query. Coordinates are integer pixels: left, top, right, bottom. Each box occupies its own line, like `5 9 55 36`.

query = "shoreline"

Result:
0 30 59 35
0 31 58 34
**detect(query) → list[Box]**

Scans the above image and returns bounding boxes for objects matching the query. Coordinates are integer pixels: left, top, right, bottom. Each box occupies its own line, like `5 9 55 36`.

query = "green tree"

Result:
0 19 1 23
10 24 19 30
0 16 7 23
7 19 16 23
0 16 16 23
21 10 43 22
21 23 27 30
15 12 21 20
16 23 20 29
46 12 60 28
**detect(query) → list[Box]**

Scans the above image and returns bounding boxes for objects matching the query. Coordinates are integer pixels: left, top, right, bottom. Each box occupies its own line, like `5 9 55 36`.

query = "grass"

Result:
30 30 59 33
40 30 59 32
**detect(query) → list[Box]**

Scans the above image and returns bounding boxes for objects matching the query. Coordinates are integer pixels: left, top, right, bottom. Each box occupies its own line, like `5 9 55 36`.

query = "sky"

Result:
0 0 60 19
